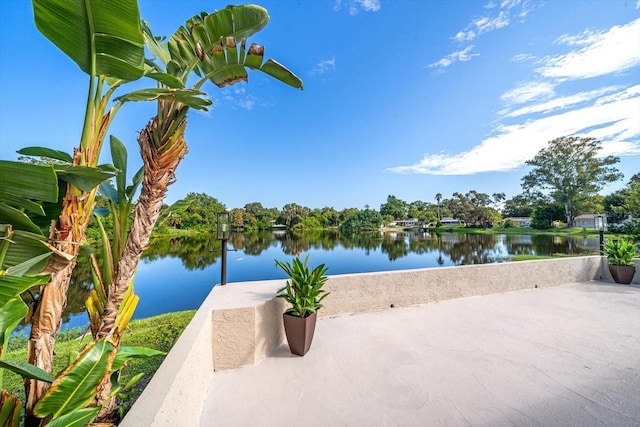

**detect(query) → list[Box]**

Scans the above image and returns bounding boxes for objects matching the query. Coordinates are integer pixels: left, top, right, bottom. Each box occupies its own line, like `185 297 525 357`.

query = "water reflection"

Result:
47 230 599 331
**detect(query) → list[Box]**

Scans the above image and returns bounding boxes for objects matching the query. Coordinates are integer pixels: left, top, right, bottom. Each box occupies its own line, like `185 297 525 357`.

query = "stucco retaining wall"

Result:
121 255 637 426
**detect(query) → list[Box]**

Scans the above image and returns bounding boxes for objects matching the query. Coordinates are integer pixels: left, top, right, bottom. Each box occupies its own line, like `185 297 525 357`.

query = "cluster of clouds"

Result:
429 0 536 70
313 0 382 74
333 0 381 16
390 6 640 176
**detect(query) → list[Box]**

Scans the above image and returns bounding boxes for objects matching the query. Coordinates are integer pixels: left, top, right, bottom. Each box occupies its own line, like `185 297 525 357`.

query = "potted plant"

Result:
275 254 330 356
603 238 637 284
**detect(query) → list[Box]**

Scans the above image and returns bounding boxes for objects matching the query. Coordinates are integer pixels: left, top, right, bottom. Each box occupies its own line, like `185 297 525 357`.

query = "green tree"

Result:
522 136 622 228
449 191 496 227
339 208 358 224
435 193 442 220
280 203 310 228
502 193 535 218
530 204 565 229
180 193 226 231
380 195 407 219
340 208 383 234
230 208 244 228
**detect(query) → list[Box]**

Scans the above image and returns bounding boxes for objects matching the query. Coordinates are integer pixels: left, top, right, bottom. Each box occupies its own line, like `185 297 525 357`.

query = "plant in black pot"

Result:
603 238 637 284
275 254 330 356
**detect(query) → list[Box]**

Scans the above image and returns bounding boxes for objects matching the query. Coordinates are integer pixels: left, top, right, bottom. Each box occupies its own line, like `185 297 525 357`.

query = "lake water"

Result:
45 230 601 331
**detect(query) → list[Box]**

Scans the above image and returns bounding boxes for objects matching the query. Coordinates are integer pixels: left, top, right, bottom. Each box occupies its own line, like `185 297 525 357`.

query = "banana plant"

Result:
25 0 147 417
97 3 303 340
84 137 189 419
85 6 303 419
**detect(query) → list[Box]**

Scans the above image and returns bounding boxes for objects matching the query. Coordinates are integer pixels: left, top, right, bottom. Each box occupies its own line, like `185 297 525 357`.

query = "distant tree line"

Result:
150 136 638 237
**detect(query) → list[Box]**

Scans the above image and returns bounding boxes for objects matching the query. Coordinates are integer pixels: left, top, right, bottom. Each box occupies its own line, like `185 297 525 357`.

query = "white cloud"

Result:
356 0 380 12
500 0 522 9
555 29 600 46
511 53 536 62
387 86 640 175
501 81 556 105
473 12 510 34
429 46 479 69
537 18 640 80
435 1 539 69
333 0 380 15
636 0 640 9
453 30 476 43
500 86 622 118
238 98 256 110
311 56 336 75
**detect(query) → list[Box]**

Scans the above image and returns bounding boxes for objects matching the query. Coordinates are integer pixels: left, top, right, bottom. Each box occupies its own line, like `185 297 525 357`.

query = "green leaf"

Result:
44 407 100 427
0 204 42 234
125 167 144 201
33 340 112 419
145 72 185 89
112 346 166 372
0 360 56 383
0 298 28 357
17 147 73 163
110 136 128 203
0 390 23 427
260 59 303 90
122 371 145 390
98 181 118 205
33 0 145 81
0 274 48 304
0 227 50 272
0 193 45 217
115 88 211 110
57 166 114 192
5 252 52 278
0 160 58 203
155 198 193 227
168 5 302 91
142 20 170 66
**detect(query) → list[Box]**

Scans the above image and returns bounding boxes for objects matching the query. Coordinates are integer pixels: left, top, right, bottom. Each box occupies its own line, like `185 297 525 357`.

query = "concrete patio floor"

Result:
201 282 640 426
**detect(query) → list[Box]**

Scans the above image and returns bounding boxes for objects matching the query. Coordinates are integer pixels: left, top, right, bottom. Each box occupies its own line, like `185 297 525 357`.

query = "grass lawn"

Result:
2 310 195 419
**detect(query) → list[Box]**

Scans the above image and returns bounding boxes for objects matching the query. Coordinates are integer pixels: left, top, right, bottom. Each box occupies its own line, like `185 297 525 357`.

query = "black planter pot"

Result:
608 264 636 285
283 312 317 356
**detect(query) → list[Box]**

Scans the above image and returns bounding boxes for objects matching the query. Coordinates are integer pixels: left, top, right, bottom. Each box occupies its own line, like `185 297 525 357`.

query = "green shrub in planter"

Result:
604 238 637 266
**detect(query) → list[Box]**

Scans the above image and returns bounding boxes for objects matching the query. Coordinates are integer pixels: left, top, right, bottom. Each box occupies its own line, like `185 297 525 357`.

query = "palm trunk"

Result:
25 183 96 426
24 104 108 424
95 105 188 421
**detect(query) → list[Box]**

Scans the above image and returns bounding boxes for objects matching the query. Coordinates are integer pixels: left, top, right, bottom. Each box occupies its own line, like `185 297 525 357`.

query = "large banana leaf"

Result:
0 226 52 274
0 298 28 361
32 0 144 81
33 340 112 419
111 346 166 372
0 390 22 427
0 161 58 213
16 147 73 164
116 88 212 110
168 5 302 90
0 276 49 306
56 166 115 193
0 360 55 383
43 407 100 427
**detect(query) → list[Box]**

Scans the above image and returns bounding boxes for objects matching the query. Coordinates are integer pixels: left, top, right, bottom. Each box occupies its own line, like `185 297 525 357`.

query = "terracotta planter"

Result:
608 264 636 285
283 312 317 356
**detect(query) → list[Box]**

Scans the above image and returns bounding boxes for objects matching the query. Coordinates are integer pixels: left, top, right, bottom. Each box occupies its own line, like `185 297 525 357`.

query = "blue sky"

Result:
1 0 639 211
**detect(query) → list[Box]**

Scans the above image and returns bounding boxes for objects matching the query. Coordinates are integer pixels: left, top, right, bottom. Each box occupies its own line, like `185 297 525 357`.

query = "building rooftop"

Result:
201 282 640 426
